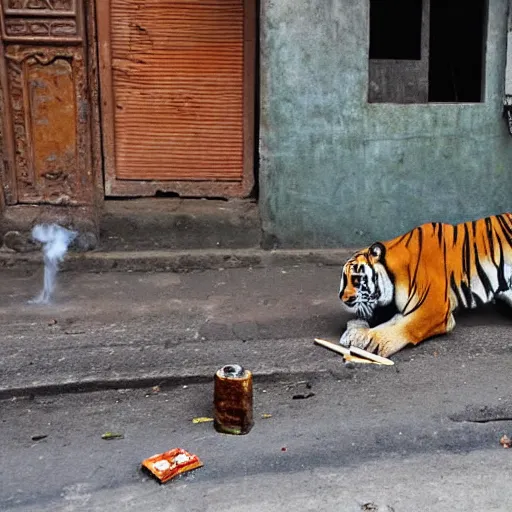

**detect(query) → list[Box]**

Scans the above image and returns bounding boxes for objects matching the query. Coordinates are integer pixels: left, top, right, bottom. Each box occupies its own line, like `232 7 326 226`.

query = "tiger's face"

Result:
339 243 393 320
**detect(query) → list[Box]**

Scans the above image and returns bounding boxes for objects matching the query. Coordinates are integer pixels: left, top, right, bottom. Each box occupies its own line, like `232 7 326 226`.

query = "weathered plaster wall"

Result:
259 0 512 248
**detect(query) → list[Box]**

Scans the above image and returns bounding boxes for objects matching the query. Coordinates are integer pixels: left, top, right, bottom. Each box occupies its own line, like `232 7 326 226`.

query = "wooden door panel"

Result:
0 0 93 205
5 46 91 203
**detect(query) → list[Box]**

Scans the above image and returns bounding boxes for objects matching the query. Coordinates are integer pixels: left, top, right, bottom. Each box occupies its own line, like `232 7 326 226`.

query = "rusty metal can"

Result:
213 364 253 435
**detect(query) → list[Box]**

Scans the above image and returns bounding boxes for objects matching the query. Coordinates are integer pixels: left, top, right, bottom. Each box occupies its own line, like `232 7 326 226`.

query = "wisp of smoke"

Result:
29 223 77 304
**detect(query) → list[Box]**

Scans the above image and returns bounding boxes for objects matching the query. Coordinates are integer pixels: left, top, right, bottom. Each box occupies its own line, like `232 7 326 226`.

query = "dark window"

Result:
428 0 486 102
368 0 487 103
369 0 423 60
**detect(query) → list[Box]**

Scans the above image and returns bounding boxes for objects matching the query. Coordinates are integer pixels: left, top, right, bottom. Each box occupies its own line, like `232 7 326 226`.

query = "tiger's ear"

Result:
369 242 384 263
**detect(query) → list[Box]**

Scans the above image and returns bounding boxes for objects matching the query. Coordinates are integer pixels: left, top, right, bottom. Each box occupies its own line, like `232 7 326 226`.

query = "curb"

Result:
0 369 334 400
0 248 356 273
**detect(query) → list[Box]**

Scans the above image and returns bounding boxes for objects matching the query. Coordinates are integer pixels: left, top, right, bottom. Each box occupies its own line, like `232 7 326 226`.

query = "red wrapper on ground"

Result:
141 448 203 483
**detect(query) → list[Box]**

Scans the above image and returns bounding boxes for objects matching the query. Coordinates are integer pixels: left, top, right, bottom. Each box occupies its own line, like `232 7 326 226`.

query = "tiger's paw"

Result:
339 320 371 349
366 336 408 358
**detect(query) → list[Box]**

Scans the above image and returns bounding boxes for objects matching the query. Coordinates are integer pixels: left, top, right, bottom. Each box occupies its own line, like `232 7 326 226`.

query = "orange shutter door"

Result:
110 0 244 181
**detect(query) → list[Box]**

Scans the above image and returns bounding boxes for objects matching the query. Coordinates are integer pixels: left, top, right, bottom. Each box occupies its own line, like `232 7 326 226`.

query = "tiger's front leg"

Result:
339 319 371 348
340 314 410 357
340 310 455 358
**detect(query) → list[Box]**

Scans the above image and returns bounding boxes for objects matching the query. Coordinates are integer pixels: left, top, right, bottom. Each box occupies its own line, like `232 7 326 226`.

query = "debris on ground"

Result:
141 448 203 484
192 417 214 424
31 434 48 441
101 431 124 440
261 413 272 419
288 379 315 400
360 504 395 512
285 380 311 390
151 385 161 394
292 392 315 400
500 434 511 448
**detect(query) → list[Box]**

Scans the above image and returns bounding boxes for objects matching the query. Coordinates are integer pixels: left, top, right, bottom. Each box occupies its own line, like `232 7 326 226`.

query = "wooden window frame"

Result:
96 0 256 198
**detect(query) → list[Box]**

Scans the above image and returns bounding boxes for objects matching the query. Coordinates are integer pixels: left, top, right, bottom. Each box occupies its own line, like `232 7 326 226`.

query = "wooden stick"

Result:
344 354 378 364
314 338 394 366
349 346 394 366
314 338 350 356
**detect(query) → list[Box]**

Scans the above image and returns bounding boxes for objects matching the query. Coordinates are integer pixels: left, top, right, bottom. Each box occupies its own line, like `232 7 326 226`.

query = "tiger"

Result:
338 213 512 358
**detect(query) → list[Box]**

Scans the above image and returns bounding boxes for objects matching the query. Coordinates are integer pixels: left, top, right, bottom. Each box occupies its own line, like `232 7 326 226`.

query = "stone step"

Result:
0 198 262 253
99 198 261 251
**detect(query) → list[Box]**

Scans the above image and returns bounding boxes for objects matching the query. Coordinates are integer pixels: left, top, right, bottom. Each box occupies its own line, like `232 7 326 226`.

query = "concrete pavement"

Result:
1 263 349 398
2 262 512 511
0 246 354 272
1 262 511 399
2 367 512 511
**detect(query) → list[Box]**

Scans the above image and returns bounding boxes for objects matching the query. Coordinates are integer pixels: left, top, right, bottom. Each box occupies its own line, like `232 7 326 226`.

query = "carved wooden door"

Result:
97 0 256 198
0 0 93 205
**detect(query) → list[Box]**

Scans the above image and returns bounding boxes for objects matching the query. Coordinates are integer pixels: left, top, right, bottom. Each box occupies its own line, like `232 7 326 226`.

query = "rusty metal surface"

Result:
98 0 256 198
4 45 92 204
111 0 245 182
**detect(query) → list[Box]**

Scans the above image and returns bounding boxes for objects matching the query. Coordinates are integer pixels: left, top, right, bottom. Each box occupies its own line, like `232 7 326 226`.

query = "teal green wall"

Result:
259 0 512 248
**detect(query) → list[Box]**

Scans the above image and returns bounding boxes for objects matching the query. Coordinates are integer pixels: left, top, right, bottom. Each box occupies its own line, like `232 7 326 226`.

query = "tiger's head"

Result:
339 242 394 320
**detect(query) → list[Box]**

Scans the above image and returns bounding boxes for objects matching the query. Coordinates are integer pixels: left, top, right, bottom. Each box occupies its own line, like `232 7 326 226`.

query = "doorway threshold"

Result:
99 198 261 252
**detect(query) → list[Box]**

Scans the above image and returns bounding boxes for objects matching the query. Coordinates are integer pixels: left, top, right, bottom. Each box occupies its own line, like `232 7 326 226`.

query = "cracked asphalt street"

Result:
1 264 512 511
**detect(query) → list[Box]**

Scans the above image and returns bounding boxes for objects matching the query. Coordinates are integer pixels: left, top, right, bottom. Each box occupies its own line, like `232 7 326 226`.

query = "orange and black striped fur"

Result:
339 213 512 357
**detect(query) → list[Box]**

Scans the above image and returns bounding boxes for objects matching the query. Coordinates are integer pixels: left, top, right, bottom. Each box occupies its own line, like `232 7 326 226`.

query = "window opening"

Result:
368 0 487 103
369 0 423 60
428 0 486 102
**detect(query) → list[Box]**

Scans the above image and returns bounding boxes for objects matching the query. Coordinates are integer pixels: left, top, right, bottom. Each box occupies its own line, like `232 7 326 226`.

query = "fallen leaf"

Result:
101 432 124 440
261 413 272 419
192 417 214 424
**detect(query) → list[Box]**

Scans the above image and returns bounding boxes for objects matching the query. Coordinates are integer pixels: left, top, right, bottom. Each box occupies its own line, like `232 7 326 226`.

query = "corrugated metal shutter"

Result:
110 0 244 181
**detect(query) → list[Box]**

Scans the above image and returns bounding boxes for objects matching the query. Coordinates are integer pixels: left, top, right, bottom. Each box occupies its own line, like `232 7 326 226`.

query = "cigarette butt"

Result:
314 338 350 356
349 346 394 366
